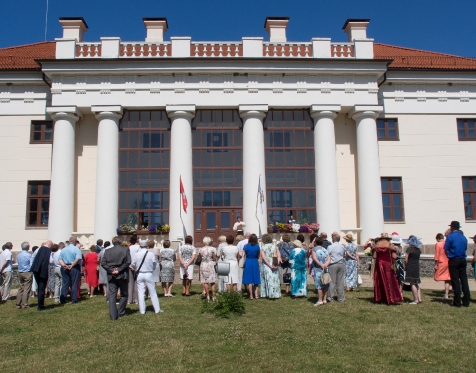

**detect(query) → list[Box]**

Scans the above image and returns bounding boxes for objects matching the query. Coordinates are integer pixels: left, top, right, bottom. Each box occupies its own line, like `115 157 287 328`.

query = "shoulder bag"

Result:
282 268 291 284
195 248 202 266
280 243 291 263
238 247 246 268
320 269 332 286
133 251 149 281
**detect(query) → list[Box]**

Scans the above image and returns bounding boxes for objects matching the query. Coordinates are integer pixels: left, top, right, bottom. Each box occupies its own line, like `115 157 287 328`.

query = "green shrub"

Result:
201 291 246 318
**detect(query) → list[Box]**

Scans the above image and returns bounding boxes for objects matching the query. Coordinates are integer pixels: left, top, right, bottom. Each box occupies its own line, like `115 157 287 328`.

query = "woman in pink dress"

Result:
84 245 99 297
434 233 451 298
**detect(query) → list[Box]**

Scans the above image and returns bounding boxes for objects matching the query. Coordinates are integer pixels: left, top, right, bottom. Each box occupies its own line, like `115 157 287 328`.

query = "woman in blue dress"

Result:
240 234 261 300
343 233 360 291
311 237 330 306
290 240 308 297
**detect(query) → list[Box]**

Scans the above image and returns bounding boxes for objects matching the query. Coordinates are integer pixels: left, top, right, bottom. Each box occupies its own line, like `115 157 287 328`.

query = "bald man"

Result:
31 240 53 310
59 237 83 304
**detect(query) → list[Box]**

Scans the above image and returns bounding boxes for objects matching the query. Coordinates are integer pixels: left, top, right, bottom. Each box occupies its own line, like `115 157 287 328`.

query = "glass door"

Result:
194 209 240 246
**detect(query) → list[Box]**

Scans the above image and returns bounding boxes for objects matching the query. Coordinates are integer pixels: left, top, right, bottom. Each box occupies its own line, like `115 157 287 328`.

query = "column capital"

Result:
239 104 268 119
310 105 341 120
349 105 383 120
46 106 82 122
166 104 196 120
92 105 123 120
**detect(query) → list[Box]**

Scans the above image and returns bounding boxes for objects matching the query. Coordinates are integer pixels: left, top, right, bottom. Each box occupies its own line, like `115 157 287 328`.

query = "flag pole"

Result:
179 175 182 219
255 174 261 237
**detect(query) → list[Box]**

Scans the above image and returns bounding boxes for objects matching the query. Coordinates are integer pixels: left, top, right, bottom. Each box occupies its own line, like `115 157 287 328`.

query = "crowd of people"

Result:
0 219 474 319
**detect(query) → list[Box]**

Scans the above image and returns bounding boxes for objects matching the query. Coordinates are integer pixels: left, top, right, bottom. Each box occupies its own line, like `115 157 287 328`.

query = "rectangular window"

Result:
26 181 50 227
457 119 476 141
381 177 404 221
462 176 476 220
30 121 53 144
377 119 399 140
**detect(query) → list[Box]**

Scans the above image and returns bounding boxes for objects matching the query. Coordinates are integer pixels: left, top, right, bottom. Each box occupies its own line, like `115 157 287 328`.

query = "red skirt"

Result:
374 250 403 305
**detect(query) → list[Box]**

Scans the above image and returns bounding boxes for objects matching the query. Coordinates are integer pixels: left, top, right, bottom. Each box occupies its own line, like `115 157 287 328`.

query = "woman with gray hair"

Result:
160 240 175 297
199 237 217 301
405 235 422 304
216 235 227 293
131 239 161 314
259 234 280 299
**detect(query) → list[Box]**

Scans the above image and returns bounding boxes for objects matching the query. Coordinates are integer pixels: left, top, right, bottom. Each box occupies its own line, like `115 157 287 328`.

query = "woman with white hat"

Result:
391 233 404 294
343 233 359 292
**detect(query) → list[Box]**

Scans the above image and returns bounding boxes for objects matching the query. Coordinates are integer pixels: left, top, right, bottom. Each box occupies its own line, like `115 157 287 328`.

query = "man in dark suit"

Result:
101 236 131 320
31 241 53 311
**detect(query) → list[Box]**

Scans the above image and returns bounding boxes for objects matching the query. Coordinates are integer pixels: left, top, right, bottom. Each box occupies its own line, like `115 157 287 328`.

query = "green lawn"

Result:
1 286 475 372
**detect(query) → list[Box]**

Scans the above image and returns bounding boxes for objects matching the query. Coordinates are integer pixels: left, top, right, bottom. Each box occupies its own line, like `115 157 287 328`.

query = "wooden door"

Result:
194 209 240 247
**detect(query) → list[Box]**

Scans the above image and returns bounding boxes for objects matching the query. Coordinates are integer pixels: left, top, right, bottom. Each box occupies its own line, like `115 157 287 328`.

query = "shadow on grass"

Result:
430 298 453 305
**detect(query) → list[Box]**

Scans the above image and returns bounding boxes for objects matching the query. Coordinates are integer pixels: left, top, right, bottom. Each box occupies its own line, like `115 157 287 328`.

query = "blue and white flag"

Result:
257 174 265 215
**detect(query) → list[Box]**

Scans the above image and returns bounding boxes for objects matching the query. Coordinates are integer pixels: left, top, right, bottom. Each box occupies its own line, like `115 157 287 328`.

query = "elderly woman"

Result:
290 240 308 297
277 234 294 295
260 234 280 299
405 235 422 304
98 240 111 297
178 235 196 297
222 235 239 292
373 235 404 305
311 237 330 306
240 234 261 300
160 240 175 297
47 244 59 298
343 233 359 292
199 237 217 301
84 244 99 297
216 235 227 293
434 233 451 299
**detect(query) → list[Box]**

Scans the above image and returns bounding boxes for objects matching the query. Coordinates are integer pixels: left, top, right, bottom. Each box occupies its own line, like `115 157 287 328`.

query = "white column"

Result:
46 107 82 242
350 106 384 242
92 106 123 241
166 105 195 241
310 105 341 235
239 105 268 237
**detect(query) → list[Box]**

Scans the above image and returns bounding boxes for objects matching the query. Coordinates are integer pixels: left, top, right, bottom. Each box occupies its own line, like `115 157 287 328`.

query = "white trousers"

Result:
136 272 161 314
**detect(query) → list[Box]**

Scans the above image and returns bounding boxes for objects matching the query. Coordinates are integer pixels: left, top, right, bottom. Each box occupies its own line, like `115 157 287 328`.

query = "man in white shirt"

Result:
127 236 141 304
131 239 161 314
233 217 246 236
236 232 250 291
326 232 346 303
0 242 14 302
52 242 65 303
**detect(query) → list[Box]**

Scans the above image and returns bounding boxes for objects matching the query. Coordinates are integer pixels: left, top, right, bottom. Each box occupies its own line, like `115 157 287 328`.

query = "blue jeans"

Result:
60 265 81 304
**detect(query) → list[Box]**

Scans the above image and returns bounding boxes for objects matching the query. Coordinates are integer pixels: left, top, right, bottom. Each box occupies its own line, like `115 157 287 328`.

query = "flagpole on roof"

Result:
44 0 49 41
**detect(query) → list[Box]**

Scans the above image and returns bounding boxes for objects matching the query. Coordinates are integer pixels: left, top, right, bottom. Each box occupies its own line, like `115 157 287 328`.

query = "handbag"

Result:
282 269 291 284
320 269 332 286
133 251 149 281
195 252 202 266
238 250 246 268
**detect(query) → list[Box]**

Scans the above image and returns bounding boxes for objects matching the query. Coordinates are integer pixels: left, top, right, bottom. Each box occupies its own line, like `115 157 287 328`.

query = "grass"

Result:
1 286 475 373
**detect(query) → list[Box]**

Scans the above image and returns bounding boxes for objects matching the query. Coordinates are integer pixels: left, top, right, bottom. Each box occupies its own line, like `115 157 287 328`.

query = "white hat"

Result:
391 234 402 245
139 239 148 247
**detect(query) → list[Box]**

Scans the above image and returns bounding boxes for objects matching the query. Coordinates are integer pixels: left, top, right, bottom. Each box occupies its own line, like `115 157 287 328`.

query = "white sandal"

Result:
314 301 324 306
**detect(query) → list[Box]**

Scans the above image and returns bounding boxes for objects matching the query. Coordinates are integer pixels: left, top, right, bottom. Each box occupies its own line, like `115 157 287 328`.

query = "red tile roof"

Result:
374 43 476 70
0 42 55 70
1 40 476 71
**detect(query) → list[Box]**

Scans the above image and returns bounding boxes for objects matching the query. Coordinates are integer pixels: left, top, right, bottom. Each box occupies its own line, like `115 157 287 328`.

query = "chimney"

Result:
143 18 168 42
342 19 370 41
264 17 289 43
59 17 88 42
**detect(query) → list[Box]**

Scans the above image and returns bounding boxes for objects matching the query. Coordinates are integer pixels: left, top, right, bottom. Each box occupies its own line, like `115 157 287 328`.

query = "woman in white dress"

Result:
216 236 227 293
178 235 196 296
221 235 239 292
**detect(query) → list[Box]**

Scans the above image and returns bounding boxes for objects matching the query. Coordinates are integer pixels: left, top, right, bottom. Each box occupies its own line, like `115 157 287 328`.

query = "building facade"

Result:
1 17 476 249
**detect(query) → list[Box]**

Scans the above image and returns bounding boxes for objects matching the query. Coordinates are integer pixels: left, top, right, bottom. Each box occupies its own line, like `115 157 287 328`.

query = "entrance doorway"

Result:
194 209 241 246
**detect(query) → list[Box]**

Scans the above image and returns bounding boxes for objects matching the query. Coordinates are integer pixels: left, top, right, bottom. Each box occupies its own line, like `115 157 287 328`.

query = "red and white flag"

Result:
180 176 188 213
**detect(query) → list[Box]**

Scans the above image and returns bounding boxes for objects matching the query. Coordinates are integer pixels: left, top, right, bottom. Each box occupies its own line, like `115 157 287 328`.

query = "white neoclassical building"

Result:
1 16 476 249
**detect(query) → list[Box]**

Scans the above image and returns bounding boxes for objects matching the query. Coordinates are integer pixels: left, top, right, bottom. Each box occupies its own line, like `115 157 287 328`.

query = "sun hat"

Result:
375 235 391 243
391 234 402 245
343 233 355 242
403 235 423 248
292 240 303 248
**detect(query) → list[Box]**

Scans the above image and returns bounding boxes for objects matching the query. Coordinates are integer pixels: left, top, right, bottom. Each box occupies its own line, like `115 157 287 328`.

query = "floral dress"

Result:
290 248 308 297
260 243 281 299
199 246 217 284
312 247 329 290
179 244 196 280
160 248 175 283
344 243 359 289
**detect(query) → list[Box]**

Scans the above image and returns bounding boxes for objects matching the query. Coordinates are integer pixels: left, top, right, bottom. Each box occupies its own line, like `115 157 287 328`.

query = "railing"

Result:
190 42 243 57
76 43 102 58
263 42 312 57
119 42 172 57
330 42 354 58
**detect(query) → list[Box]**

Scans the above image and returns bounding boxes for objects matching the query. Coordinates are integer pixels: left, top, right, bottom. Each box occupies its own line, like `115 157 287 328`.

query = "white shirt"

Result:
129 244 141 258
53 250 62 268
233 221 246 231
0 249 13 273
131 248 157 273
237 239 248 253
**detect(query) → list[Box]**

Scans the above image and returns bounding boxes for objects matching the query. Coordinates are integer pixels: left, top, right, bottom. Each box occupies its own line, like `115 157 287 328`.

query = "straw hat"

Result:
292 240 303 248
375 235 391 243
343 233 355 242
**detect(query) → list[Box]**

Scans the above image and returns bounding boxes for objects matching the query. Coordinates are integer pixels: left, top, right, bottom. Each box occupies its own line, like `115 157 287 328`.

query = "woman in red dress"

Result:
84 245 99 297
373 235 404 305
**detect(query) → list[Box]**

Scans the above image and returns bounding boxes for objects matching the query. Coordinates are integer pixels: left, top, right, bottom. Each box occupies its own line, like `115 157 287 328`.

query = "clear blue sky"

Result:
1 0 475 57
